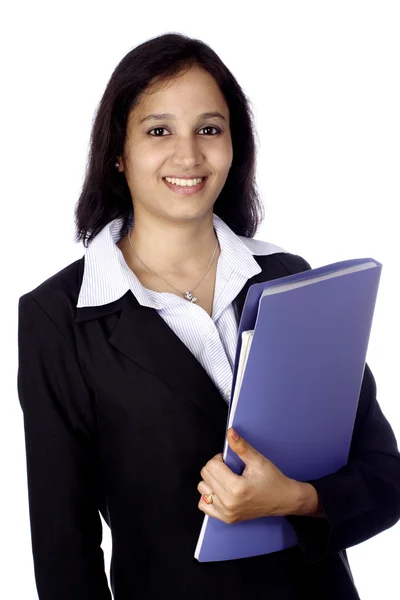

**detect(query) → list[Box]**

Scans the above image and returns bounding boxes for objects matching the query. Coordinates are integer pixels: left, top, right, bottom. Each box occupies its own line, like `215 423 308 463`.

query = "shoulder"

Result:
238 235 312 274
18 257 84 333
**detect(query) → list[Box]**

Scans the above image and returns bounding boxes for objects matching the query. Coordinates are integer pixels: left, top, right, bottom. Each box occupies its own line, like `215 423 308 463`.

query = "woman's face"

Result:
118 65 233 224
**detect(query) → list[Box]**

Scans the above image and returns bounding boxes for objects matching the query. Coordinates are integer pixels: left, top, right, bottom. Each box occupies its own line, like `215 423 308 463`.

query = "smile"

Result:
162 176 208 195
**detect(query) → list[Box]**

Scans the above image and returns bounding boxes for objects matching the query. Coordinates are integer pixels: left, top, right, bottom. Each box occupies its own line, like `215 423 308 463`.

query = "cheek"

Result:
209 140 233 171
127 148 164 179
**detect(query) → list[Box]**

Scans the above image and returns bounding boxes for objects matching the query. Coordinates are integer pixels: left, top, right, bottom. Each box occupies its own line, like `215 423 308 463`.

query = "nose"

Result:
171 135 204 168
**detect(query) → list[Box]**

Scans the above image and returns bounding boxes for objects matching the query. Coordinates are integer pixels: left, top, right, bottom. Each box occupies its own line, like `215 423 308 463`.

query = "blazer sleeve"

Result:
17 293 112 599
286 361 400 563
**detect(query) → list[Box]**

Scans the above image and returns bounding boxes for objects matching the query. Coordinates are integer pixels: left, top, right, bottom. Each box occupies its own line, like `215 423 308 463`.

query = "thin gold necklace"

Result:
127 228 219 303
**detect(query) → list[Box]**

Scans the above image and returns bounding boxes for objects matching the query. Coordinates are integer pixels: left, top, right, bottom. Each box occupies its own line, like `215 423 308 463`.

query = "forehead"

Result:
131 66 228 121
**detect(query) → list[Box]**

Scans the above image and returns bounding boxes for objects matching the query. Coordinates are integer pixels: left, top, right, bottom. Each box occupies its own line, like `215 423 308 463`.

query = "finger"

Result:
197 480 208 495
199 466 226 499
213 452 224 462
227 428 263 465
197 480 216 499
197 480 221 507
200 465 229 498
197 488 221 515
201 459 240 495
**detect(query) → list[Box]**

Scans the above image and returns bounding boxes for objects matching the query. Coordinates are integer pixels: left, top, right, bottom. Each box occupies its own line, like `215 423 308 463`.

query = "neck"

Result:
122 211 219 277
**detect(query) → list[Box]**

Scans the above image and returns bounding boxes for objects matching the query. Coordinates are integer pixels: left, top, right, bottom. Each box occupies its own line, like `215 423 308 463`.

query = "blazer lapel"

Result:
76 255 282 427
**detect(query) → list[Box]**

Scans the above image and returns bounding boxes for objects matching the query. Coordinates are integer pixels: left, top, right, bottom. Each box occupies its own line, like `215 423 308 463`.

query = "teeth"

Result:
165 177 205 186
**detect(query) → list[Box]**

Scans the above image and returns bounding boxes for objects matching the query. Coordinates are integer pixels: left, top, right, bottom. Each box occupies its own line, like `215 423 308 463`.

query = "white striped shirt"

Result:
77 212 287 403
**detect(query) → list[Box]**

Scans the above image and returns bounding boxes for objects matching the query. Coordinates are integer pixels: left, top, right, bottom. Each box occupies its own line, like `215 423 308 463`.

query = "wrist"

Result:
289 480 325 518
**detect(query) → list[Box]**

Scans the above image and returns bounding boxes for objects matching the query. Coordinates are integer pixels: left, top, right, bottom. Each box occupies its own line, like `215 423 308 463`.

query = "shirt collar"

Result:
76 211 286 308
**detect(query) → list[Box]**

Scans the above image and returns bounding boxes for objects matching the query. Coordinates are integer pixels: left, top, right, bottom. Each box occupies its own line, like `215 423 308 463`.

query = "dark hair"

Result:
74 32 265 247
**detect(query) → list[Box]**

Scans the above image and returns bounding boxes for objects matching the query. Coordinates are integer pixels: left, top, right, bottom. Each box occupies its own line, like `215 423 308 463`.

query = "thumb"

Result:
227 427 259 462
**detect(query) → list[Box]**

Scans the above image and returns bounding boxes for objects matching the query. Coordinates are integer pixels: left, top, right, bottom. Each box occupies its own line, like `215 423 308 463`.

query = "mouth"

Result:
162 176 208 195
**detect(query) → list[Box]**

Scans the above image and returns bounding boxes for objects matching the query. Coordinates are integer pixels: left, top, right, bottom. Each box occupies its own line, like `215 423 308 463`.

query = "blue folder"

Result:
195 257 382 562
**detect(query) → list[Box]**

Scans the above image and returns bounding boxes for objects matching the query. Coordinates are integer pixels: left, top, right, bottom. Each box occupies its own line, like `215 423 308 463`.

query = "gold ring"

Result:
203 492 216 505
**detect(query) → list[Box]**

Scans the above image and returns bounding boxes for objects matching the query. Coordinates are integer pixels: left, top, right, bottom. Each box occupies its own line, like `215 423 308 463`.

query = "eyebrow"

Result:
139 111 227 124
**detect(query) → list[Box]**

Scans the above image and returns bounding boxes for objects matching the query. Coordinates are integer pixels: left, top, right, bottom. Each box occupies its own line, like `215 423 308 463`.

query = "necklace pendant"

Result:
184 291 198 303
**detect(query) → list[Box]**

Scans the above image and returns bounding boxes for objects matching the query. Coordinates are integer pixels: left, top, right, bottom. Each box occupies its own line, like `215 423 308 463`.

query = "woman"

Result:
17 32 400 599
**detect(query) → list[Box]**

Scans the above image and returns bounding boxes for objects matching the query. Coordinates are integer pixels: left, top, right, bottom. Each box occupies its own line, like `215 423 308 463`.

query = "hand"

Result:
197 428 306 524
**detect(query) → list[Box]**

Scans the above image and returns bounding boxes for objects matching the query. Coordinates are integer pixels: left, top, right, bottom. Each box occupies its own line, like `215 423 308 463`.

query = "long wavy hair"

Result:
74 32 265 247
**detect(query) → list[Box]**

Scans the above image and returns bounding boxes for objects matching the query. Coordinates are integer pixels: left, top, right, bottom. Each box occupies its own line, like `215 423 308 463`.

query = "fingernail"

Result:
230 428 239 440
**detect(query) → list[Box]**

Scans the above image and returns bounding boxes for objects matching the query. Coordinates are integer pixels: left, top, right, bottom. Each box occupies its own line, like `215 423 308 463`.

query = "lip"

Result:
162 175 208 195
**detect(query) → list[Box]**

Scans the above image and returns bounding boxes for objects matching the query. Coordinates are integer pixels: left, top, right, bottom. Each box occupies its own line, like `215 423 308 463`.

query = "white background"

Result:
2 1 399 597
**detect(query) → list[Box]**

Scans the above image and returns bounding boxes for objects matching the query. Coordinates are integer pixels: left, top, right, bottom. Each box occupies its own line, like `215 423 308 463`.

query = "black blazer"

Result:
17 251 400 600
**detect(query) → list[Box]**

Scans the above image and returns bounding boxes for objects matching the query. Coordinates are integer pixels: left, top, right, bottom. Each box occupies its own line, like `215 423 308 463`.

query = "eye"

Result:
148 127 169 137
198 126 220 135
147 126 221 137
